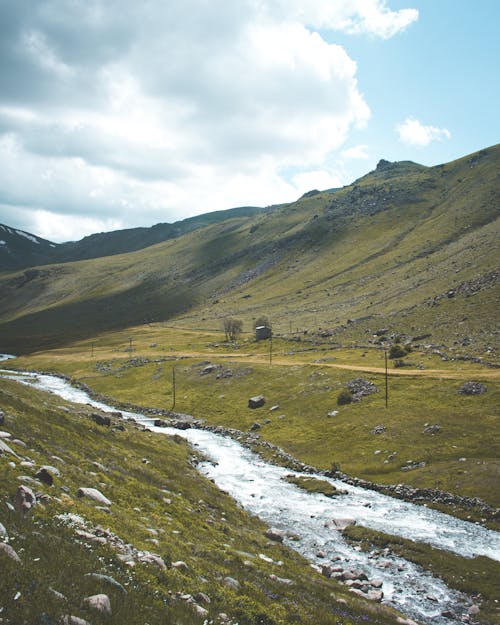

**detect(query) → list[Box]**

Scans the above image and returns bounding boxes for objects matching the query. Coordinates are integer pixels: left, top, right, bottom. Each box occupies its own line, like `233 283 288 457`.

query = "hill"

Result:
0 144 498 357
0 205 265 271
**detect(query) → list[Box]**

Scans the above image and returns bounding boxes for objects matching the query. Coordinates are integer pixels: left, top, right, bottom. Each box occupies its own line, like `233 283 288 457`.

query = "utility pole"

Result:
384 349 388 408
172 366 176 410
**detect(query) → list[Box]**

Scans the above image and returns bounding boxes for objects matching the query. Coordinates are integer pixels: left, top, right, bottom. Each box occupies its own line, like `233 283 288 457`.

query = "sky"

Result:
0 0 498 243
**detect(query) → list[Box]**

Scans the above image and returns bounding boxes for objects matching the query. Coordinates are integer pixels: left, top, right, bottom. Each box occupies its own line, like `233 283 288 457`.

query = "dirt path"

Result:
160 351 500 380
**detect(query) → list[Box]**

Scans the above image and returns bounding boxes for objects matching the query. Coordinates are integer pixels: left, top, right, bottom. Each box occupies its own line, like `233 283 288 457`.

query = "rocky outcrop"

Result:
458 381 487 395
346 378 379 401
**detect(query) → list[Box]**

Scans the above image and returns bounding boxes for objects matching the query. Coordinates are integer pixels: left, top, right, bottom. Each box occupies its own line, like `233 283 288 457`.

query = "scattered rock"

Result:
346 378 379 402
0 541 21 563
0 410 4 425
459 381 487 395
0 438 20 458
249 422 261 431
193 592 211 605
0 521 7 540
223 576 240 591
139 553 167 570
0 430 12 438
61 616 92 625
248 395 265 409
77 488 112 506
199 363 218 375
14 485 36 514
82 593 112 616
171 560 188 571
423 424 441 435
90 413 111 427
84 573 127 594
327 410 339 417
35 467 55 486
265 528 284 542
330 518 355 530
371 425 386 434
192 604 209 618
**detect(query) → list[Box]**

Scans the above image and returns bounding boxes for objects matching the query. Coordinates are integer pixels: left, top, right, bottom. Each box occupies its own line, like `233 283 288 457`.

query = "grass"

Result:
9 325 500 525
283 475 345 497
343 525 500 625
0 377 411 625
0 145 498 357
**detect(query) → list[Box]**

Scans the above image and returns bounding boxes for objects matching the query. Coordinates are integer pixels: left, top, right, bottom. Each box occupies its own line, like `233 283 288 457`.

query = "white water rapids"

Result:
1 360 499 625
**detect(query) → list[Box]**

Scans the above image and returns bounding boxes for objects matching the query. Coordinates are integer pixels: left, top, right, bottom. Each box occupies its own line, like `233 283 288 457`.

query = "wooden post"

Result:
385 349 388 408
269 333 273 367
172 366 176 410
90 343 94 358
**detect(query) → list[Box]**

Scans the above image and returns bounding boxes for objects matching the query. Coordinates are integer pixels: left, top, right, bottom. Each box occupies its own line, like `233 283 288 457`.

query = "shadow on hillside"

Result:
0 280 197 355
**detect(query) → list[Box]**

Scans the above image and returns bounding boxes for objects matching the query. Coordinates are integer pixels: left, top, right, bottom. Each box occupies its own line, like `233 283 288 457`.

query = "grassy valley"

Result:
1 145 499 624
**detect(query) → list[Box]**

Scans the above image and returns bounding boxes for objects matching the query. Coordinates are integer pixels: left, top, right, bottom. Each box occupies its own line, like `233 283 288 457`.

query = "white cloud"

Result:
292 169 344 194
396 117 451 147
0 1 419 241
265 0 418 39
341 144 369 159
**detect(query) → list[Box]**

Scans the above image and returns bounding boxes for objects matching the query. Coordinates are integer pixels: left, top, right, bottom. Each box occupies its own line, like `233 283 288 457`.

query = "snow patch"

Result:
15 229 40 244
0 240 5 245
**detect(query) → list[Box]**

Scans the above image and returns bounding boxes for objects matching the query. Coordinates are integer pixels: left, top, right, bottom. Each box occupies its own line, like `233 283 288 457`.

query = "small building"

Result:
255 325 272 341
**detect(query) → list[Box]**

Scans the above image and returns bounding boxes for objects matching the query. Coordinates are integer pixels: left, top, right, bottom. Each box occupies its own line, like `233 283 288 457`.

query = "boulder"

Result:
139 553 167 570
77 487 112 506
331 518 355 530
84 573 127 594
171 560 188 571
0 438 20 458
265 528 284 542
14 485 36 514
248 395 265 409
90 413 111 427
82 593 112 616
249 422 261 431
0 541 21 563
61 616 92 625
0 521 7 540
223 576 240 591
192 604 209 618
35 467 54 486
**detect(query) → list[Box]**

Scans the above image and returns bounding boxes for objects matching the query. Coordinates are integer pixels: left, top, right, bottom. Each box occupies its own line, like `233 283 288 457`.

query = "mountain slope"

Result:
0 205 265 271
0 224 58 271
0 144 498 356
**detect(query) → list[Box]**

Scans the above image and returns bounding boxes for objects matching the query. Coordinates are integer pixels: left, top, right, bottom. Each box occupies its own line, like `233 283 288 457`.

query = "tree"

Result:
253 315 272 331
223 318 243 341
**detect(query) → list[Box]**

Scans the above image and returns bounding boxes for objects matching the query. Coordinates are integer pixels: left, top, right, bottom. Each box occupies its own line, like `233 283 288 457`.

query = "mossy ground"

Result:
1 377 411 625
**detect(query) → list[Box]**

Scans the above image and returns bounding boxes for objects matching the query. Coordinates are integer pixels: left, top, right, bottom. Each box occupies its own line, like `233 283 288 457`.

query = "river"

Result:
1 359 499 625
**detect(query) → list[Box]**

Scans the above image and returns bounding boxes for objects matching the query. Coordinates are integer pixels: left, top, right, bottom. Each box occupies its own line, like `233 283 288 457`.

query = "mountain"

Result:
0 205 265 271
0 144 498 355
0 224 58 271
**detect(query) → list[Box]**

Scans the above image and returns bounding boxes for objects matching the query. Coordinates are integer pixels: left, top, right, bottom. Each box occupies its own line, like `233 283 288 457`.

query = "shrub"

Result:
389 344 407 359
337 389 353 405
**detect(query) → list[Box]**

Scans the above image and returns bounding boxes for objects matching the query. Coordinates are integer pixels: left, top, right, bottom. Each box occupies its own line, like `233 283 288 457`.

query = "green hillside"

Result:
0 144 498 358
